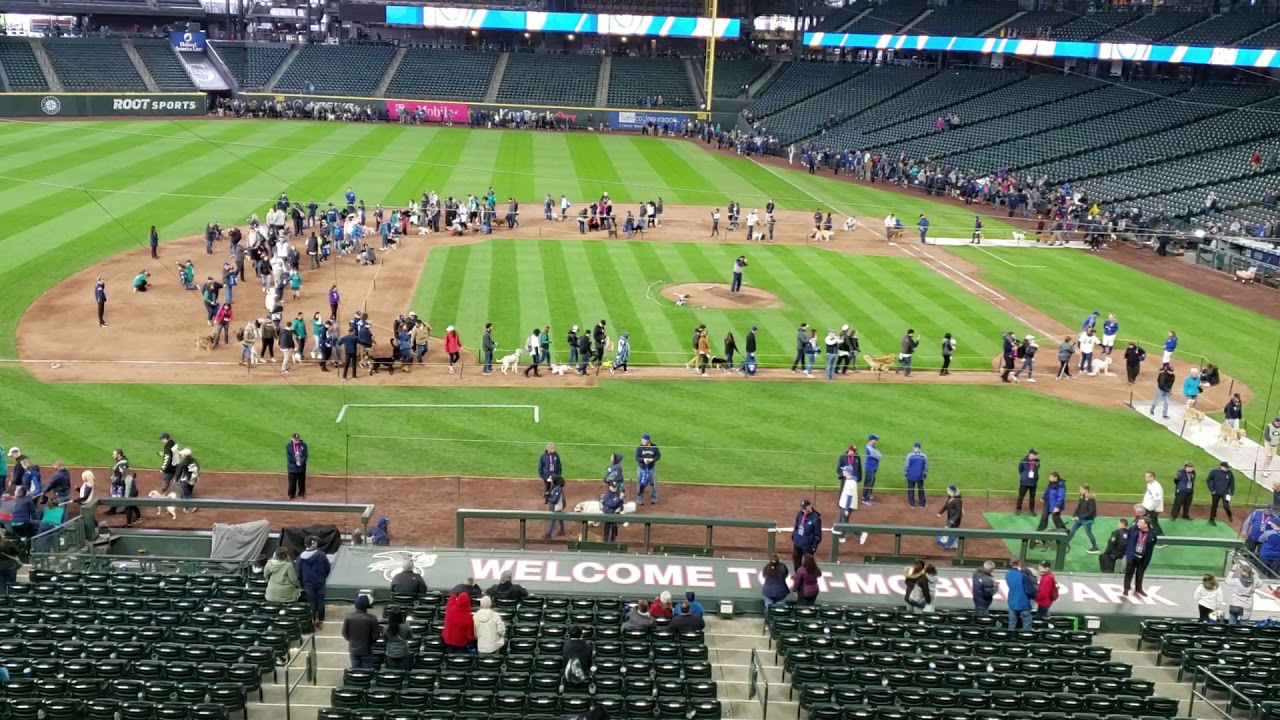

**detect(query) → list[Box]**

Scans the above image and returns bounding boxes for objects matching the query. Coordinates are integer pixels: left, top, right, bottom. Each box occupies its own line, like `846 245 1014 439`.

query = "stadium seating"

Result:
132 40 195 92
606 56 695 108
910 2 1020 37
1164 11 1280 46
211 42 290 91
385 47 498 101
0 37 48 90
989 10 1075 37
1050 11 1142 41
498 52 601 107
40 38 147 92
767 65 936 145
748 62 866 119
1238 22 1280 47
769 605 1184 720
1136 618 1280 719
711 58 771 98
275 44 396 96
1098 9 1209 42
817 4 865 32
840 0 929 34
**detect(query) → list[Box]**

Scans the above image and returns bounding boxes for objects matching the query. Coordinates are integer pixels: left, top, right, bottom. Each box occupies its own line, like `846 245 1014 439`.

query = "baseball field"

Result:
1 117 1277 514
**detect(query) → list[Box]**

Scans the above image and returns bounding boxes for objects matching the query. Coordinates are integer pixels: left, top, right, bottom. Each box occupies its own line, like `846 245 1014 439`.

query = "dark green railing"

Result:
455 508 778 555
85 497 375 533
32 552 253 576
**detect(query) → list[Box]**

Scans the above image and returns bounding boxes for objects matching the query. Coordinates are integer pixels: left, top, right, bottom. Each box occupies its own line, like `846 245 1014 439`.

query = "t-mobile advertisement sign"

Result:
386 100 468 123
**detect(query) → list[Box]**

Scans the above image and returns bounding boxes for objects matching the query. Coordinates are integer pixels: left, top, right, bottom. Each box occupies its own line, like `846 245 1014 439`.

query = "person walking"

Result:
342 595 381 669
1141 471 1165 535
1035 472 1068 532
1170 461 1196 521
286 433 308 500
445 326 462 373
896 329 919 376
1005 559 1034 630
730 255 747 294
1055 336 1075 380
1182 367 1203 409
1000 331 1017 383
481 323 496 374
1206 461 1235 526
793 553 821 606
1151 365 1175 418
904 442 928 508
636 434 660 504
790 323 809 373
824 329 839 380
863 435 881 505
1034 561 1058 619
1012 335 1037 382
1123 341 1144 385
940 333 956 376
1123 516 1157 597
972 561 996 616
295 536 331 630
94 277 108 327
790 500 822 571
723 331 737 373
1065 484 1100 553
936 485 963 550
544 475 566 538
1016 449 1040 515
1224 394 1244 429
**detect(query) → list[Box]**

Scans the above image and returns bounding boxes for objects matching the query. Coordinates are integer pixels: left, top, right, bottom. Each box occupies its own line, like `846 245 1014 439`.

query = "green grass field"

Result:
0 119 1262 501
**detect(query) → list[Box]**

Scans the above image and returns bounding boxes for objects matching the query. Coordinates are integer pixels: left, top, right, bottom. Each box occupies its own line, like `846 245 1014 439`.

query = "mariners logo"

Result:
367 550 437 581
39 96 61 116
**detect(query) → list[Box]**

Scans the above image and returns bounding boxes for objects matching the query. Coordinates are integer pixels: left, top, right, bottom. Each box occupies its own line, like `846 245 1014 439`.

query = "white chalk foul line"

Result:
972 245 1047 269
335 403 540 424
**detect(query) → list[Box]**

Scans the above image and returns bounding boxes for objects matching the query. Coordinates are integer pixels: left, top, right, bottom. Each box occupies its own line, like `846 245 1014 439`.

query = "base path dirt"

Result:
660 282 781 309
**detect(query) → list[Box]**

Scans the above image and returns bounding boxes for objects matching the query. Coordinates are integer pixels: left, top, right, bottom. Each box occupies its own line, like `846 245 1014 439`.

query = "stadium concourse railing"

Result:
455 508 779 555
829 523 1244 573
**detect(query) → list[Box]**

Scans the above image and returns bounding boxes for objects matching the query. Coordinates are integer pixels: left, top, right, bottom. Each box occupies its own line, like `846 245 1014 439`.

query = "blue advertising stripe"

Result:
802 31 1280 68
385 5 422 24
385 5 737 37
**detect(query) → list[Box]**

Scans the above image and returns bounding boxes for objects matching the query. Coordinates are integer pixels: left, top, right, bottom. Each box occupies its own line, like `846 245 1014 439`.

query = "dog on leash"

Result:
573 499 639 527
499 349 522 375
1219 424 1247 447
195 334 215 351
148 489 178 519
362 350 406 375
1086 356 1115 377
1186 406 1207 422
550 364 569 376
1012 230 1027 243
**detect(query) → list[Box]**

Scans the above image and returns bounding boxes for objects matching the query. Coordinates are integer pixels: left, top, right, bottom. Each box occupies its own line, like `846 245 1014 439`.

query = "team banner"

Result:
0 93 207 118
170 30 207 52
802 31 1280 69
385 6 740 38
385 99 469 122
609 110 702 130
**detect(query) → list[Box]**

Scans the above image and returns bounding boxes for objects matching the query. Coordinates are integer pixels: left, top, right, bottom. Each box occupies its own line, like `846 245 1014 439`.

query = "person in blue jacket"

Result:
296 535 332 630
1259 520 1280 573
1016 449 1041 515
1036 472 1068 532
1101 313 1119 356
1242 506 1276 554
1123 516 1158 597
1162 330 1178 365
601 472 624 543
1004 559 1033 630
635 434 661 505
791 500 822 571
904 442 929 508
863 435 882 505
1081 310 1100 331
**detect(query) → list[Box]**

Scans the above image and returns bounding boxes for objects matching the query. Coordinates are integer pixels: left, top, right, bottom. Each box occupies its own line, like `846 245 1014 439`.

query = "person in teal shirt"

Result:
133 271 151 292
291 313 307 358
290 270 302 300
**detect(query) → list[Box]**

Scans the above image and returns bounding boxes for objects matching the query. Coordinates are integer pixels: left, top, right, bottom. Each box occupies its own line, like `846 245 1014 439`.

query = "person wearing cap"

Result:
675 591 705 617
636 434 660 504
411 315 432 364
342 594 382 668
904 442 929 508
738 326 759 374
286 433 309 500
1035 472 1067 532
296 535 331 630
391 559 429 598
1000 331 1018 383
566 325 580 366
1012 335 1037 383
487 569 530 603
1101 313 1119 356
972 561 996 616
649 590 675 619
836 325 859 374
936 485 963 549
940 333 956 376
1082 310 1100 332
444 326 462 373
823 329 840 380
1016 449 1040 516
601 459 624 542
1264 418 1280 477
863 435 882 505
896 329 919 376
1170 461 1197 522
790 500 823 570
1206 461 1235 526
157 433 177 494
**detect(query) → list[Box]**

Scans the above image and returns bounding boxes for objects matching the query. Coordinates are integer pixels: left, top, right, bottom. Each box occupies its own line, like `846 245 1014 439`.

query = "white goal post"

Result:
335 403 541 424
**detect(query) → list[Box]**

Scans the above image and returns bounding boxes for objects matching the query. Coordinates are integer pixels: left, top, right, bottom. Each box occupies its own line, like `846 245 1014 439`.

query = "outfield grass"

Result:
956 247 1280 430
414 239 1018 368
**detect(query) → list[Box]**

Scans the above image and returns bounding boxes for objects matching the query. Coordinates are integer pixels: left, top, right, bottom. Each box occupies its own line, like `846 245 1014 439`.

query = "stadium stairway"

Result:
834 5 874 32
485 52 509 103
899 9 932 32
1097 633 1200 719
30 38 63 92
686 58 706 109
375 47 407 98
121 39 161 93
596 56 611 108
708 616 796 720
264 45 301 94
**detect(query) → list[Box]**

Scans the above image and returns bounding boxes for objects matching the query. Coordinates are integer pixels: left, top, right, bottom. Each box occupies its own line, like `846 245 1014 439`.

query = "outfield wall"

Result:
0 92 207 118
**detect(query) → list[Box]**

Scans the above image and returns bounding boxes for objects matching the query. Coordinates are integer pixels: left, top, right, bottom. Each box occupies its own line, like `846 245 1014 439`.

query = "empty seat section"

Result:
1098 9 1209 41
498 52 599 106
211 43 289 91
911 2 1019 36
0 37 48 90
1050 11 1141 41
607 56 694 107
767 65 935 145
841 0 929 33
385 47 497 101
275 44 395 96
711 58 770 98
748 62 865 118
132 40 195 91
41 38 146 91
1165 11 1280 45
989 10 1075 37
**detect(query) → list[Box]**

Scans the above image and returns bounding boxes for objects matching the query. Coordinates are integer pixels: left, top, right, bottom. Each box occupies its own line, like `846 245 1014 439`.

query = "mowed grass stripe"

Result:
583 242 644 362
425 243 471 331
874 259 1012 348
712 152 820 210
556 242 613 352
492 132 537 204
622 241 695 356
531 135 586 208
448 132 502 197
634 139 721 207
566 135 627 203
618 138 696 207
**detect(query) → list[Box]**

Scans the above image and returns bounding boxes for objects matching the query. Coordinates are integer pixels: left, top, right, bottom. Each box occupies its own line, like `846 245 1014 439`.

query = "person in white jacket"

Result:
1193 574 1222 622
473 595 507 655
1141 472 1165 536
1222 566 1257 624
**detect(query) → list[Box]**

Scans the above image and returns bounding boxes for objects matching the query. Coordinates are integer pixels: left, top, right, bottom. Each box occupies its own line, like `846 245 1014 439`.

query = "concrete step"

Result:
245 701 321 720
726 697 797 720
261 683 334 706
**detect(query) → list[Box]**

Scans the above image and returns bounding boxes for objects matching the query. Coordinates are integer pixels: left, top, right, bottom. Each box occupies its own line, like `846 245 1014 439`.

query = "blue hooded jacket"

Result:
904 450 928 483
370 517 390 546
1244 509 1275 542
1042 480 1066 512
865 442 881 472
1004 566 1032 611
295 548 331 587
1260 530 1280 563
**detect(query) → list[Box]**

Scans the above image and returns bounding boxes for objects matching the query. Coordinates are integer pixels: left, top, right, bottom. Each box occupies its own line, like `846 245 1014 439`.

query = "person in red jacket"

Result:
648 591 674 619
444 326 462 374
1035 561 1058 619
441 591 476 653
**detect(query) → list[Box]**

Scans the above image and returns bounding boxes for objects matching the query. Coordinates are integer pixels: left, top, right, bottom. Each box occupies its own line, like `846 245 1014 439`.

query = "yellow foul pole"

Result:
703 0 719 113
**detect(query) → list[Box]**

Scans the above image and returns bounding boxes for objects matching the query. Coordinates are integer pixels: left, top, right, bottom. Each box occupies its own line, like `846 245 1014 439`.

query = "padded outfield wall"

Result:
0 92 207 117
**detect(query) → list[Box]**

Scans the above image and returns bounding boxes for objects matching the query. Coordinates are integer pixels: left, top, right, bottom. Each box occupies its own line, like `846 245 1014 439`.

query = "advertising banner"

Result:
383 5 740 37
0 93 207 118
170 30 208 52
609 110 700 130
385 99 469 122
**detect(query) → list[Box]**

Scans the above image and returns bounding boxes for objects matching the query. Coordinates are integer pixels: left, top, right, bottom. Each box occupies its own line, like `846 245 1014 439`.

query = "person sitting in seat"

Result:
486 570 529 603
562 626 595 689
390 559 428 598
622 600 655 631
669 602 705 632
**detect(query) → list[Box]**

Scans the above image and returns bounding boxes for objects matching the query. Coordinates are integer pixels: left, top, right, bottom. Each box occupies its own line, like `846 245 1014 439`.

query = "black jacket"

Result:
670 613 705 633
1073 497 1097 521
342 610 382 655
390 570 428 597
940 496 963 526
745 331 757 354
487 580 530 603
160 439 176 473
1103 528 1129 559
1207 468 1235 496
562 639 594 679
1157 370 1175 393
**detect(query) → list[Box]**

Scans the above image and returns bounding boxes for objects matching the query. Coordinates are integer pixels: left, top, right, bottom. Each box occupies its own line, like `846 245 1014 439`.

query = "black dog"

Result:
709 356 727 369
363 350 405 375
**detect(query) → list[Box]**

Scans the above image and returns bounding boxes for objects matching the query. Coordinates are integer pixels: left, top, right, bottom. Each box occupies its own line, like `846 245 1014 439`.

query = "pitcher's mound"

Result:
661 283 782 309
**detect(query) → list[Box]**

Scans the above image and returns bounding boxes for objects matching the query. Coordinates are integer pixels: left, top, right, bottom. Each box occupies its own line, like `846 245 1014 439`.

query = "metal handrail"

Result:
1189 663 1261 720
31 551 252 575
30 516 87 554
86 497 375 535
283 633 318 720
748 647 770 720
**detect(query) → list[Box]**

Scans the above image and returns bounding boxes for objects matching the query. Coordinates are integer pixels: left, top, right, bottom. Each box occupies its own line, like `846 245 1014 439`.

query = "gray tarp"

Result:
209 519 271 562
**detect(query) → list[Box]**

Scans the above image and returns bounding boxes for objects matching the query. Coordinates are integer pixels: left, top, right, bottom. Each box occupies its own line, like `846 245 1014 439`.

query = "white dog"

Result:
550 364 569 376
1086 356 1114 377
1012 230 1026 243
499 349 522 375
574 499 639 527
148 489 178 519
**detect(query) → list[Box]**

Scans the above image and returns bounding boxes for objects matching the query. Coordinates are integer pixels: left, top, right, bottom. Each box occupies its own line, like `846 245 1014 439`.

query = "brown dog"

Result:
195 334 215 351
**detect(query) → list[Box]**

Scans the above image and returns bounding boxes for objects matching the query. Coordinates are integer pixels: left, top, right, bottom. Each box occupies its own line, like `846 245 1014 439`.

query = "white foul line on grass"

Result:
971 245 1047 269
335 403 540 424
895 244 1006 301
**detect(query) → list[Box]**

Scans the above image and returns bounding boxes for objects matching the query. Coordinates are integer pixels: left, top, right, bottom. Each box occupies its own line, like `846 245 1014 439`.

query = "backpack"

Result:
1022 569 1038 600
563 656 587 684
1049 579 1060 602
1136 346 1147 362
